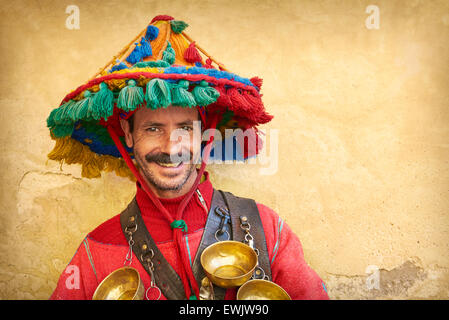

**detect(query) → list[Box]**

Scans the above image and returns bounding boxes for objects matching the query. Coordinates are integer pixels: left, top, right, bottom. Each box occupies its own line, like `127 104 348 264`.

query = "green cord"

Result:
170 219 188 232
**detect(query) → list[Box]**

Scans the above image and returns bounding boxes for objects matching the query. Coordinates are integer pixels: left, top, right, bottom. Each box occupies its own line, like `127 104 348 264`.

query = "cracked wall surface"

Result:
1 0 449 299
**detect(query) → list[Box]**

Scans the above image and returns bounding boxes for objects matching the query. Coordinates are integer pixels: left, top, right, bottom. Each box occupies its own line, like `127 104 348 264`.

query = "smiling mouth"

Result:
155 161 183 168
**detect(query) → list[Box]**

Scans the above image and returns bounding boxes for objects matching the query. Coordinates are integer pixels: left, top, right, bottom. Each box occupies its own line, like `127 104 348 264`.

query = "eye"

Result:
181 125 193 131
145 127 160 133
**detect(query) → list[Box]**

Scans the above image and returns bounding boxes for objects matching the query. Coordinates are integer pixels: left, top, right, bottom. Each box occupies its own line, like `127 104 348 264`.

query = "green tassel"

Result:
170 20 189 34
47 106 74 138
69 90 95 122
170 219 188 232
189 294 197 300
47 108 59 129
51 123 75 138
117 79 145 112
192 80 220 106
145 78 172 109
93 82 114 120
132 60 170 69
53 100 76 125
162 42 175 65
171 80 196 107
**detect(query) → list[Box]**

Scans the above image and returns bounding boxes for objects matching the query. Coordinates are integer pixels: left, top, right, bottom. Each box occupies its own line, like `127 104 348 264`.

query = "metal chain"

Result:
123 222 137 266
123 216 161 300
239 216 269 281
214 207 231 242
141 248 162 300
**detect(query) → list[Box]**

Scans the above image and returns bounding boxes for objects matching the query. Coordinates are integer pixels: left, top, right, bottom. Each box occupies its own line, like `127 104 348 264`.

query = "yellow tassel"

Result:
47 137 135 180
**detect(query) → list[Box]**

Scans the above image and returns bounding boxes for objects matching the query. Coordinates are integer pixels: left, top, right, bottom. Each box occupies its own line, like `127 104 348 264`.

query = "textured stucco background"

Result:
0 0 448 299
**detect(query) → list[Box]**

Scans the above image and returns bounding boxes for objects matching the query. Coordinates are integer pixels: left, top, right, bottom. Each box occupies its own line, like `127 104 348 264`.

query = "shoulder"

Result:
88 213 127 246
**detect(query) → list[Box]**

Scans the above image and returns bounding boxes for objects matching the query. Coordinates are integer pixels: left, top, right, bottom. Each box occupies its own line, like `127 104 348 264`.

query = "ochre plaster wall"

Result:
0 0 448 299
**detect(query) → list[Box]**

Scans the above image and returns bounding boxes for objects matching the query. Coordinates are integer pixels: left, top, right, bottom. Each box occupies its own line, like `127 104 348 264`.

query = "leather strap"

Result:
218 190 272 281
120 199 186 300
190 190 231 300
119 189 272 300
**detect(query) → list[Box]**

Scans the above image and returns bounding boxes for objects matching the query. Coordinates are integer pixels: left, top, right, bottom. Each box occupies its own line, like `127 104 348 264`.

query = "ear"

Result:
120 119 134 149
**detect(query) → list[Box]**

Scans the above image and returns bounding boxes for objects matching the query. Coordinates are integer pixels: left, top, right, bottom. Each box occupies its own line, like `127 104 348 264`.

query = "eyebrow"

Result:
141 121 164 127
141 120 196 127
176 120 195 126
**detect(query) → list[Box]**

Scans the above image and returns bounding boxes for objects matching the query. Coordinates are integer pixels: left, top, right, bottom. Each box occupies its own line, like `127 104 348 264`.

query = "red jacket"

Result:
50 173 329 300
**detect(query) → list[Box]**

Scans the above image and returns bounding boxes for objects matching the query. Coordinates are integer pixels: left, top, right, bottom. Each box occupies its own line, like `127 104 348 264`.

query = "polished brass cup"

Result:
92 266 144 300
237 279 292 300
200 240 258 288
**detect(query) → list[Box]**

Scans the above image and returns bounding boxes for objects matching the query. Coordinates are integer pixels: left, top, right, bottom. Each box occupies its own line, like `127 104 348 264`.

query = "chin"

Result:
145 163 196 192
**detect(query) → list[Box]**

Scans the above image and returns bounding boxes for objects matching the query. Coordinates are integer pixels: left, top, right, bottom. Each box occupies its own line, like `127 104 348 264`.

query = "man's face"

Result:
120 106 201 198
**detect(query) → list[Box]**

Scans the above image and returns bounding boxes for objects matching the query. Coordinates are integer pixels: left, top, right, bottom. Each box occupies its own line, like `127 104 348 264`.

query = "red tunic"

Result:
50 173 329 300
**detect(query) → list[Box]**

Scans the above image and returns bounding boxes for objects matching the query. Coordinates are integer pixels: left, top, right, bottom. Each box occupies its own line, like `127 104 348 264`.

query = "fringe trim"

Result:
47 136 136 180
48 78 269 140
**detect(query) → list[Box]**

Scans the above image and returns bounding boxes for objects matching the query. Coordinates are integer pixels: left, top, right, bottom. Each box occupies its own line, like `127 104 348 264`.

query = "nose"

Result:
160 128 188 157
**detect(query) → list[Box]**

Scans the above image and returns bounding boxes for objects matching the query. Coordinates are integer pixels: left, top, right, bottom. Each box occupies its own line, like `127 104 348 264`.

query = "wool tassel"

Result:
256 111 274 125
139 37 153 58
81 153 102 178
47 108 59 129
214 86 232 107
150 15 174 24
192 80 220 106
50 124 75 138
204 58 215 69
227 87 252 112
241 91 263 112
171 80 196 107
145 78 172 109
110 60 128 72
117 79 145 112
133 60 170 69
126 42 143 64
162 42 176 65
92 82 114 120
250 76 263 90
51 100 75 125
145 25 159 41
47 137 70 161
184 42 202 64
240 91 263 123
170 20 189 34
68 90 95 122
241 91 273 124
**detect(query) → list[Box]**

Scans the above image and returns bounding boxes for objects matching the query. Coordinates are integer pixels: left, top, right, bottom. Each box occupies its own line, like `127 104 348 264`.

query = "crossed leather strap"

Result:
119 189 272 300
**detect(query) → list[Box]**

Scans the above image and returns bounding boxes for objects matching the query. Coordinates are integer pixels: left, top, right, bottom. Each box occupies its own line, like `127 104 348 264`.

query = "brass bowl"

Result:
237 279 292 300
200 240 258 288
92 267 144 300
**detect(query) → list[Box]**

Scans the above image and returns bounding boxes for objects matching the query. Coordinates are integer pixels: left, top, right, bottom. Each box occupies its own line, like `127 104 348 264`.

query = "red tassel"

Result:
257 111 274 124
150 15 174 23
215 86 232 107
242 91 263 111
184 42 202 63
228 88 252 113
250 76 263 90
203 58 215 69
241 91 274 125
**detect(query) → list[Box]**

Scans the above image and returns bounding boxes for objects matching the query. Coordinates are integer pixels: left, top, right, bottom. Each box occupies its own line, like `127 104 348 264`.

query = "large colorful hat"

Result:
46 15 273 179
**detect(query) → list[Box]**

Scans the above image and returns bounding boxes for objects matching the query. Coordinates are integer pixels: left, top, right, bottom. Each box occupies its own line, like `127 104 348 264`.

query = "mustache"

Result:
144 152 193 164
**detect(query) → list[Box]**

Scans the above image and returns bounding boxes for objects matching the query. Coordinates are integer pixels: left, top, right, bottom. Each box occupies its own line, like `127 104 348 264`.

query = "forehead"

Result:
133 105 199 124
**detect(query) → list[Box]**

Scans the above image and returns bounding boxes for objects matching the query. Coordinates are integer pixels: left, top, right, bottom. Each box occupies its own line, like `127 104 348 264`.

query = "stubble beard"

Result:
134 150 198 193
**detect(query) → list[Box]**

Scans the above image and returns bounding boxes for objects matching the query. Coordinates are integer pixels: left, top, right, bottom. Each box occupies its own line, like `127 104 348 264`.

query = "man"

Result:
48 15 328 300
